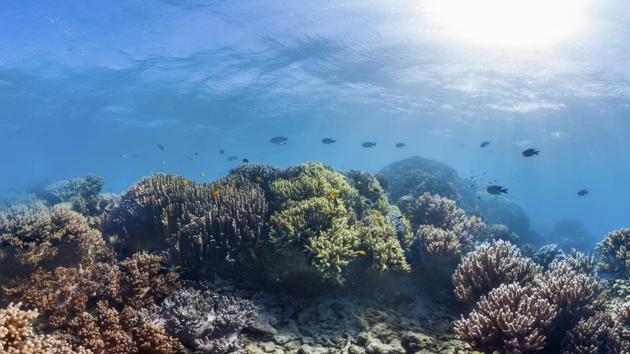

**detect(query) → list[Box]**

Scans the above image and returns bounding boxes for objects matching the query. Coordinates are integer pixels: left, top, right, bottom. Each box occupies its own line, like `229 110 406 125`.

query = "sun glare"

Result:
422 0 592 50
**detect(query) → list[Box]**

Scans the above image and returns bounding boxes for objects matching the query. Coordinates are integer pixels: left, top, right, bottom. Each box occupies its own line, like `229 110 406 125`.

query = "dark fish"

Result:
577 189 589 196
395 143 406 148
480 141 490 148
270 136 288 145
194 152 199 156
157 144 165 151
362 142 376 148
487 185 508 195
227 156 239 161
321 138 336 144
219 150 225 155
242 158 249 163
522 148 539 157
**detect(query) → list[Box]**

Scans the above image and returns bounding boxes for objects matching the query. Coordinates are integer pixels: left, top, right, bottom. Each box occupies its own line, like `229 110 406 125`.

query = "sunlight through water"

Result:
422 0 593 50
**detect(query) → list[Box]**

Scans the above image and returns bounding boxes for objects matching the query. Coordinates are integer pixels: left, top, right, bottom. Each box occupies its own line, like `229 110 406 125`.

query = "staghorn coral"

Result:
597 228 630 278
561 312 614 354
533 243 565 269
479 223 519 244
108 172 268 274
268 163 410 283
454 282 558 353
610 301 630 352
6 253 180 328
69 300 180 354
452 240 541 304
0 203 109 277
138 288 260 354
0 302 89 354
562 249 598 275
346 170 392 215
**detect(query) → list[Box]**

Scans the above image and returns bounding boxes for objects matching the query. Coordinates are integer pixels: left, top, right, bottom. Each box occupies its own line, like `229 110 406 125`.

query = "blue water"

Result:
1 0 629 245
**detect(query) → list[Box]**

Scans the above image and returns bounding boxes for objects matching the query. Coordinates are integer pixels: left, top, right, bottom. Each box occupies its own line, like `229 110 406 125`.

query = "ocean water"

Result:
1 1 629 353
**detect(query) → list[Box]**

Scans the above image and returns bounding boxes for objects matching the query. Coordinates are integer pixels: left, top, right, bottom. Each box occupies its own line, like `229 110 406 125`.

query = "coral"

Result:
452 240 541 304
454 282 558 353
108 173 268 274
139 288 259 354
69 301 180 354
479 223 519 244
597 228 630 278
36 175 106 217
550 219 596 253
476 195 535 244
533 243 565 269
0 203 109 277
268 163 409 282
0 302 89 354
346 170 401 215
561 312 614 354
610 301 630 353
562 249 597 275
6 253 180 328
400 193 485 262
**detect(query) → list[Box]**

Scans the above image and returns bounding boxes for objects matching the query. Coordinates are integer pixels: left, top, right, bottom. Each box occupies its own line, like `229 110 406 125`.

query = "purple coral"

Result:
452 240 541 304
140 288 261 354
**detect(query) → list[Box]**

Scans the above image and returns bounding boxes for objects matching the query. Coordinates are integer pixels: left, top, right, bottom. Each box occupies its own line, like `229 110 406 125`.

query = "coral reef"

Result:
533 243 565 269
5 253 180 328
454 282 558 353
139 288 262 354
0 203 108 278
69 300 180 354
475 195 536 244
108 173 268 274
550 219 596 252
561 312 614 354
597 228 630 278
478 223 519 244
0 302 89 354
452 240 541 304
35 175 107 217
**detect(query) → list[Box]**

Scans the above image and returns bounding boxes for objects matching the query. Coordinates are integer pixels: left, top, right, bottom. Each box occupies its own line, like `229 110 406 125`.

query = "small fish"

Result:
356 250 367 256
168 264 184 272
194 152 199 156
321 138 336 144
362 142 376 148
270 136 288 145
487 185 508 195
157 144 166 151
577 189 589 196
368 186 375 193
373 214 383 223
395 143 406 148
242 158 249 163
522 148 540 157
211 189 220 198
199 172 206 177
329 191 339 199
256 176 263 183
219 149 225 155
108 234 119 244
121 154 129 159
227 156 239 161
480 141 490 148
182 180 190 188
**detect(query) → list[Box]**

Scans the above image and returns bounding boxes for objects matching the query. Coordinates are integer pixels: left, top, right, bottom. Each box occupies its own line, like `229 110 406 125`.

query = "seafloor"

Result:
0 156 628 354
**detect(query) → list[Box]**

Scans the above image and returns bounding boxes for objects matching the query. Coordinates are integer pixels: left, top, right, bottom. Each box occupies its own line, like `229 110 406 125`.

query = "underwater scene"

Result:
1 1 630 353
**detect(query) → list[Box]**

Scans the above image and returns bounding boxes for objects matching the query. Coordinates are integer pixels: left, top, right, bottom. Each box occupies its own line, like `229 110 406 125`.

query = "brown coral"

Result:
69 301 180 354
454 282 558 353
597 228 630 278
452 240 541 304
5 253 180 328
0 302 90 354
0 203 109 278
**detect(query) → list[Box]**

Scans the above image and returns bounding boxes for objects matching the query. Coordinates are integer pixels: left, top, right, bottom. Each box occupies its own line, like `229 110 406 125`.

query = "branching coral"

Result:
452 240 541 304
0 203 109 277
0 302 89 354
533 244 565 269
597 228 630 278
479 223 519 244
69 301 180 354
454 283 558 353
561 312 614 354
5 253 180 328
108 173 268 274
138 288 260 354
36 175 106 217
268 163 410 283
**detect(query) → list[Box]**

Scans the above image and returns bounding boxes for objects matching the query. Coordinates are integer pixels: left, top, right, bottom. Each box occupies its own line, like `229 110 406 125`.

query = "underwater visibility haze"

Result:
0 1 629 353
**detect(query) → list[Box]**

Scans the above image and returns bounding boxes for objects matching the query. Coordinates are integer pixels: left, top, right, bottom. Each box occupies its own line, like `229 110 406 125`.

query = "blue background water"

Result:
0 0 629 244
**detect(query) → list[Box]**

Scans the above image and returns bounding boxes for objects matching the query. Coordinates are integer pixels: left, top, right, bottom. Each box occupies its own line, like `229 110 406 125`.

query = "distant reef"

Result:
0 158 627 353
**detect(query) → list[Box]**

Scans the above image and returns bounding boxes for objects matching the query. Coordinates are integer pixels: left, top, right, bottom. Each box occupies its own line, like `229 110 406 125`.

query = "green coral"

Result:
268 163 409 283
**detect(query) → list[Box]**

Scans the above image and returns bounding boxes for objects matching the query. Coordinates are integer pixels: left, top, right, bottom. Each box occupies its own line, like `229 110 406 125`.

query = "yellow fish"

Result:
256 176 263 183
211 189 220 198
329 191 338 200
373 214 383 223
357 250 367 256
182 180 190 188
199 172 206 177
368 186 375 192
108 234 119 244
174 264 183 271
